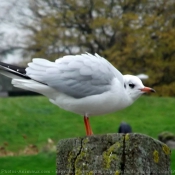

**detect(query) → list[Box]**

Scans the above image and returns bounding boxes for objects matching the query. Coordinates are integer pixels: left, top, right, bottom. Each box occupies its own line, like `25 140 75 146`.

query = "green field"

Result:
0 95 174 174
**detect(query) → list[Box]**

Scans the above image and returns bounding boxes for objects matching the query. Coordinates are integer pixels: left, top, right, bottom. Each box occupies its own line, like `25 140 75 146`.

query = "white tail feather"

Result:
12 79 58 99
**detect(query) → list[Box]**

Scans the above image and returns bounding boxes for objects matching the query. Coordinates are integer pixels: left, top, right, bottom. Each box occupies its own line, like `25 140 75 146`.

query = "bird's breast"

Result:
53 89 132 117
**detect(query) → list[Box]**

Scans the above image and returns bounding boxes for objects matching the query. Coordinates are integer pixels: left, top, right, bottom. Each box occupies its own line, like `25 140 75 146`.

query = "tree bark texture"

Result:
57 133 171 175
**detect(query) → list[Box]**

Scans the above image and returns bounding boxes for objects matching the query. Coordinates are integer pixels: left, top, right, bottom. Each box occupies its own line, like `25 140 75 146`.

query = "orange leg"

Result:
84 116 93 136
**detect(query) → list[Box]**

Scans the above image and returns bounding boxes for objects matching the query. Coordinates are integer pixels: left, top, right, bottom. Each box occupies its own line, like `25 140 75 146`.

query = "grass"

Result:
172 150 175 171
0 95 174 173
0 153 56 175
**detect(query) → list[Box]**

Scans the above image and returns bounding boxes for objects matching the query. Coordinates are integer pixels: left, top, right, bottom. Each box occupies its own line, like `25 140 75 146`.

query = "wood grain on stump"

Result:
57 133 171 175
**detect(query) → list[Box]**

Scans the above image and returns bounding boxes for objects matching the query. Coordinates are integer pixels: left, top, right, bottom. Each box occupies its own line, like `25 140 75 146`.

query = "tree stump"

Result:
57 133 171 175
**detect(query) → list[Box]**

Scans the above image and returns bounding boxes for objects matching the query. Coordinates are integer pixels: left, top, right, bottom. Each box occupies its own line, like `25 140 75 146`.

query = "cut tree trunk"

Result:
57 133 171 175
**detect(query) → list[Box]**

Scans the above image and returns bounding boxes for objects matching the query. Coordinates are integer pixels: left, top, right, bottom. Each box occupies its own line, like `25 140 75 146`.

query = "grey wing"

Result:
26 53 124 98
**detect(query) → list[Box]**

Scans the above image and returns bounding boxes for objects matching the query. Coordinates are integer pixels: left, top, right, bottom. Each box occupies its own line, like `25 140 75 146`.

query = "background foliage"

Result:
1 0 175 96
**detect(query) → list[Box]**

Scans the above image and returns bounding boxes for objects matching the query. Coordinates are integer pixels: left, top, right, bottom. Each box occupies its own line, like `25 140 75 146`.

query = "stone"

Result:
57 133 171 175
166 140 175 149
158 131 175 143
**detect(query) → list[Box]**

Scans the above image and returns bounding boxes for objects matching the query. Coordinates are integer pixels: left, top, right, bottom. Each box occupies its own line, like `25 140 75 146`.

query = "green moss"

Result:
103 144 118 169
74 138 91 173
125 134 129 141
115 170 120 175
103 151 111 169
83 137 90 144
88 171 94 175
75 169 82 175
162 144 170 155
67 151 73 169
116 142 120 148
153 150 159 163
75 170 94 175
67 143 84 172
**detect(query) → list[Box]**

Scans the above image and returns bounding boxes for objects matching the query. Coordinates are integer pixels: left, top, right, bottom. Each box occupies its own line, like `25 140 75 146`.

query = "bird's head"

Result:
123 75 155 102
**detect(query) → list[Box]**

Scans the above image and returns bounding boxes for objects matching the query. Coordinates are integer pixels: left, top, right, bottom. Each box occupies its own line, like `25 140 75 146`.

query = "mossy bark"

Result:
57 133 171 175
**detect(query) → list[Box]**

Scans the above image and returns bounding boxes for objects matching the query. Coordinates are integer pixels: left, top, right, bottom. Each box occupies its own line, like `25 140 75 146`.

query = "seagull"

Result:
0 53 155 136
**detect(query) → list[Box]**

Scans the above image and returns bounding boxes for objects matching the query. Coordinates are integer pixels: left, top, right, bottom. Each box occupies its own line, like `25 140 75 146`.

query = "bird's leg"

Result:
84 116 88 136
84 116 93 136
86 117 93 135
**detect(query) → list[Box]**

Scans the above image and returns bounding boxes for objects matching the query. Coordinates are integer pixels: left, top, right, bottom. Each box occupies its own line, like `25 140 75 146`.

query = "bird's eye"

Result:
129 83 135 89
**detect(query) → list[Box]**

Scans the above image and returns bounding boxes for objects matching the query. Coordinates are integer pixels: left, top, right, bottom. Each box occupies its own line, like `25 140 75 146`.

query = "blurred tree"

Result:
2 0 175 96
0 1 30 62
103 0 175 96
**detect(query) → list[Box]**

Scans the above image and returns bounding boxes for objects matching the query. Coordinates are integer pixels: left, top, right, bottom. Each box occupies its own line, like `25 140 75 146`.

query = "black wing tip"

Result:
0 62 26 73
0 62 30 79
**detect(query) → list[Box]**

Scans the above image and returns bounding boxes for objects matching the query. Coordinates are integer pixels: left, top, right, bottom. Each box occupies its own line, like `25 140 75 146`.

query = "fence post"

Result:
57 133 171 175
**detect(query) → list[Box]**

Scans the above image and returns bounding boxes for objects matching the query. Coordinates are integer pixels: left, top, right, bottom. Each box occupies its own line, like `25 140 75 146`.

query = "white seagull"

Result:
0 53 155 136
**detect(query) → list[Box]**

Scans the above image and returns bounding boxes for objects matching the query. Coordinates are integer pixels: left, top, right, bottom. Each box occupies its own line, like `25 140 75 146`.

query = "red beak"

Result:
140 87 155 93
